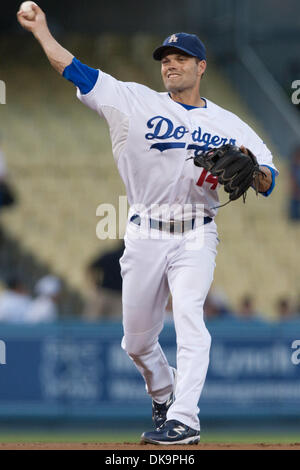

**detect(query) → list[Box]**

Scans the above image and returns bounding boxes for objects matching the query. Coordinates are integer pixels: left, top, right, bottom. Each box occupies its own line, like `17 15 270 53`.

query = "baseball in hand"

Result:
19 2 37 20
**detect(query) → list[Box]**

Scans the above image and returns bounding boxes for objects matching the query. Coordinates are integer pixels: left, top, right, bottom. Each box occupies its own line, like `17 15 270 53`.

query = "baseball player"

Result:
18 5 278 445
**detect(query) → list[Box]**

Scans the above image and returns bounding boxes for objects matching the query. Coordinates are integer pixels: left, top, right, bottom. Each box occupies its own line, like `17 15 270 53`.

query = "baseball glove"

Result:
193 144 266 204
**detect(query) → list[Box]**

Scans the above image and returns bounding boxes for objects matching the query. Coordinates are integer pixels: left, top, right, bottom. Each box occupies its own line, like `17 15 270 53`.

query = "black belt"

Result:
130 214 212 234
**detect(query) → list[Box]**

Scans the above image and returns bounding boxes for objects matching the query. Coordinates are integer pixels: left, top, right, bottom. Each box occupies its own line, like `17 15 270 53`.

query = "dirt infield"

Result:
1 442 300 450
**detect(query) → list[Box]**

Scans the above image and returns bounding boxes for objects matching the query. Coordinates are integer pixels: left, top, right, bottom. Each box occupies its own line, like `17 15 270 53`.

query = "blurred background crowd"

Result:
0 239 299 324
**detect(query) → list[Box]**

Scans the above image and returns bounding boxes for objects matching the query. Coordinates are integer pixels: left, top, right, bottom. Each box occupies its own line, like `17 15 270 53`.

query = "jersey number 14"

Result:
196 169 218 190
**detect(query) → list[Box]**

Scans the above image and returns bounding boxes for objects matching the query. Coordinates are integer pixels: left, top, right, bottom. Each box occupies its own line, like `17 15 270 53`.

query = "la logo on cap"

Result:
168 34 178 43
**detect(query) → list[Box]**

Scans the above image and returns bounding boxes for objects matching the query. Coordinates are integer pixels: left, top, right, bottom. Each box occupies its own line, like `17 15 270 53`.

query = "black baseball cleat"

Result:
141 419 200 445
152 368 177 429
152 393 174 429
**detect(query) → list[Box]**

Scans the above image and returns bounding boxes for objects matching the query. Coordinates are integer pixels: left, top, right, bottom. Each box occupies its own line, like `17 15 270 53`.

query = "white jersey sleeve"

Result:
240 121 279 176
77 71 136 162
77 71 133 116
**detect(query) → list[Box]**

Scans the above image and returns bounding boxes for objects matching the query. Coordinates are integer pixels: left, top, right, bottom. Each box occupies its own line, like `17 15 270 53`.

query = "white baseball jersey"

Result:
77 71 278 220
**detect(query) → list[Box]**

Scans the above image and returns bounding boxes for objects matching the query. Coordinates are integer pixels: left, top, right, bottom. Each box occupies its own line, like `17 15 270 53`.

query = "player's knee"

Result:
121 335 155 358
176 324 211 351
200 328 212 353
199 326 212 349
173 296 206 319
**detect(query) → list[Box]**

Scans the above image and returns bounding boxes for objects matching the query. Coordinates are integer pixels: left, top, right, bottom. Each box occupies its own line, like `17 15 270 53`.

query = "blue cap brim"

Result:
153 45 199 61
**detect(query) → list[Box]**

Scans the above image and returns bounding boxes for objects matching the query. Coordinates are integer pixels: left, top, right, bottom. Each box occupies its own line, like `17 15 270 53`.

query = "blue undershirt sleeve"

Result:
63 57 99 95
259 165 277 197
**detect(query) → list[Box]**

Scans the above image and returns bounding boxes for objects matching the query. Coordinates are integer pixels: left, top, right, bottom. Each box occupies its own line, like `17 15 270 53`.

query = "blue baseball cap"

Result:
153 32 206 61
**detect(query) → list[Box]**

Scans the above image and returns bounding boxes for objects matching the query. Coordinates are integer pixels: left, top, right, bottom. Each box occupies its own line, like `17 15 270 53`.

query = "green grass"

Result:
0 432 299 444
0 432 138 443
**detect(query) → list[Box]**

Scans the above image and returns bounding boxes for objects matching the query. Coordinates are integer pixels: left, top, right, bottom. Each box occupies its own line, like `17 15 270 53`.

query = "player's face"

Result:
161 53 206 93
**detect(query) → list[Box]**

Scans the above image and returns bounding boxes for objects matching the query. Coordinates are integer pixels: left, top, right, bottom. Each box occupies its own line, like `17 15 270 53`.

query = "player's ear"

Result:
197 60 206 78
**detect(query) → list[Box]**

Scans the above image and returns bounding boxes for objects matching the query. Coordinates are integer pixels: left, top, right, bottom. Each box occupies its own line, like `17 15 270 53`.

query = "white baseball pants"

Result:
120 219 219 430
